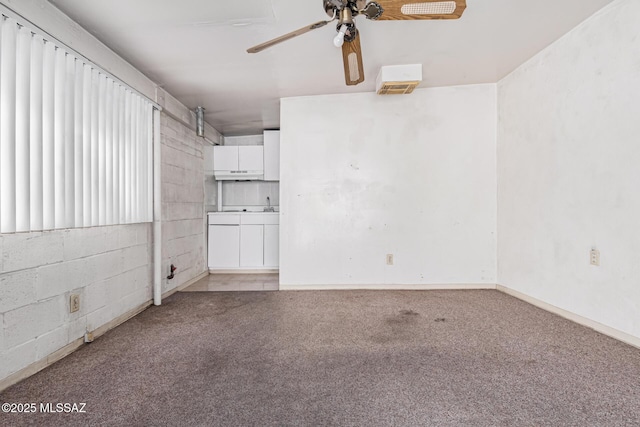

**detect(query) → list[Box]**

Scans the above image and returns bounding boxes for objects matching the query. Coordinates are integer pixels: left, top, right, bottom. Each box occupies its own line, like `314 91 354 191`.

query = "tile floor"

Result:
182 273 279 292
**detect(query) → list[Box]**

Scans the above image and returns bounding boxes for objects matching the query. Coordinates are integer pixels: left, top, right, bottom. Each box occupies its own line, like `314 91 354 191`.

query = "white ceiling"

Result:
49 0 615 135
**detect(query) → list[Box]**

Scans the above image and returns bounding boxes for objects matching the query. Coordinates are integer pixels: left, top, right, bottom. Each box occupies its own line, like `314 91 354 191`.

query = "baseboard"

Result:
497 285 640 350
209 269 278 275
162 271 209 299
0 300 152 393
279 283 497 291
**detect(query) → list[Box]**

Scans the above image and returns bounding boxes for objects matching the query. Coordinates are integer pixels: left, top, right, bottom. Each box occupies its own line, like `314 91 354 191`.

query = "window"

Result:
0 12 154 233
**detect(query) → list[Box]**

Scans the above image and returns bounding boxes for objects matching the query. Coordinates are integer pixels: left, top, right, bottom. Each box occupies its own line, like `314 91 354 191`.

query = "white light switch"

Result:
590 248 600 266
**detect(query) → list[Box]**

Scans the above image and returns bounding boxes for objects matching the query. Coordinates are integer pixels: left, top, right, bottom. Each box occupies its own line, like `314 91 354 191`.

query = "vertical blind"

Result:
0 14 154 234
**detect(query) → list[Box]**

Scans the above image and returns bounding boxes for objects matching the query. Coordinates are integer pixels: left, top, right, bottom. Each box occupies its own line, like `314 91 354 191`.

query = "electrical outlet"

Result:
590 248 600 266
70 294 80 313
386 254 394 266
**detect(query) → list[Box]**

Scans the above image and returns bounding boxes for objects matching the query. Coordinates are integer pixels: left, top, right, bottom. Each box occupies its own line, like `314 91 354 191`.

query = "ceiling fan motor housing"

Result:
324 0 372 18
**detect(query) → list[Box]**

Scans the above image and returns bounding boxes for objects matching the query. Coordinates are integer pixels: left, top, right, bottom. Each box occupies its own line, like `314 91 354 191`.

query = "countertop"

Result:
208 211 278 215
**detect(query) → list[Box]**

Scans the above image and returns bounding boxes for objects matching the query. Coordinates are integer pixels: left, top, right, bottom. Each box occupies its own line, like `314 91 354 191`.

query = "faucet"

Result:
264 196 275 212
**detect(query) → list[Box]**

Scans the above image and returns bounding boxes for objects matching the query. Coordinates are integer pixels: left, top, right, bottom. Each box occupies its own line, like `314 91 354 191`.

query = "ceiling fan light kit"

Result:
376 64 423 95
247 0 466 86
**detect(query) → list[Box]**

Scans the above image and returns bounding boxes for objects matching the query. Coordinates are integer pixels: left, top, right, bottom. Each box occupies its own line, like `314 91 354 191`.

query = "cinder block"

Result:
107 269 139 302
86 305 112 333
137 224 151 246
63 227 118 261
2 231 64 274
129 265 151 294
0 339 36 379
93 250 125 282
118 225 140 248
160 164 186 186
163 115 184 134
36 324 69 359
84 281 108 314
4 296 66 349
0 270 37 313
160 124 178 139
115 288 149 318
163 203 204 222
68 315 87 342
135 266 152 293
0 315 5 352
170 236 188 258
122 245 148 273
37 258 90 301
162 144 201 172
161 182 182 203
169 140 201 158
177 252 198 269
162 219 203 242
106 226 127 252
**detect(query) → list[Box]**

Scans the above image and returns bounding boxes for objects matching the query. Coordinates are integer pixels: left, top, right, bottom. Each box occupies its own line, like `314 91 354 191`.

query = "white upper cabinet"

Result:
213 146 239 171
263 131 280 182
239 146 264 171
213 145 263 180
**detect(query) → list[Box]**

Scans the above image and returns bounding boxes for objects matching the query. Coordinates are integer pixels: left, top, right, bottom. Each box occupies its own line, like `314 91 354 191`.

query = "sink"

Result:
263 207 275 212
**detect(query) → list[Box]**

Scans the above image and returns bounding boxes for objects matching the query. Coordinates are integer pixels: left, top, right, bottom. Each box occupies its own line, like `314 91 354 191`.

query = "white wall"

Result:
498 0 640 339
0 224 151 381
280 85 497 287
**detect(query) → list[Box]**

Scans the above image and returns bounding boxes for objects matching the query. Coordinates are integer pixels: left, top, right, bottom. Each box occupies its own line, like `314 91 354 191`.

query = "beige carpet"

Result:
1 289 639 426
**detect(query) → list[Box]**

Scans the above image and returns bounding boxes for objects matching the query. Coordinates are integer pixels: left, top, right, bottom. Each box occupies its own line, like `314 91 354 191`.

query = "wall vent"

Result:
376 64 423 95
377 81 421 95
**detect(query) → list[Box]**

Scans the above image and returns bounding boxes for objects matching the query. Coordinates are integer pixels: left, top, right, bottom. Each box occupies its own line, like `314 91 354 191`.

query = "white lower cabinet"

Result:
208 213 278 270
240 225 264 267
264 225 279 268
208 225 240 268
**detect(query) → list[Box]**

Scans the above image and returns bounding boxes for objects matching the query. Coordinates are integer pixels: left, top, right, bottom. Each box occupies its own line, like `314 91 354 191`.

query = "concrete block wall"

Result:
0 0 214 388
0 224 151 380
161 113 207 294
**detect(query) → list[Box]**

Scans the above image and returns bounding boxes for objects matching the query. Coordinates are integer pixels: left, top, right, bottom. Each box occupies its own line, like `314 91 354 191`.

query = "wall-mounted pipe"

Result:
153 108 162 306
196 106 205 138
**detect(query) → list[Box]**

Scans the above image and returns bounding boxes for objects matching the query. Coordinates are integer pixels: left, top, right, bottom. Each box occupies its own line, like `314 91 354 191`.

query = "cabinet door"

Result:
208 225 240 268
238 146 264 172
213 146 239 171
264 224 279 268
240 224 264 267
263 131 280 181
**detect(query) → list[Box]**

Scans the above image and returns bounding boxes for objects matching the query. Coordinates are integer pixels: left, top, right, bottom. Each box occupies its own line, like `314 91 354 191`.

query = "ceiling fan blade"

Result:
342 31 365 86
247 20 331 53
374 0 466 20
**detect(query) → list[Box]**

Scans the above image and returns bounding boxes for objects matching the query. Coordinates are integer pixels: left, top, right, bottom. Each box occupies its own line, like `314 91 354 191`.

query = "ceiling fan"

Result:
247 0 467 86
